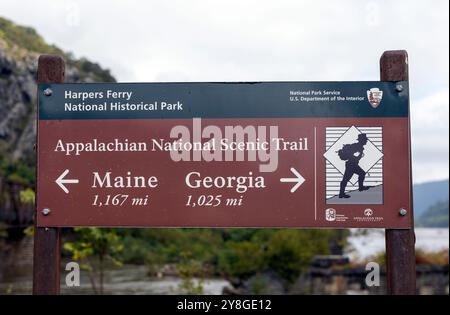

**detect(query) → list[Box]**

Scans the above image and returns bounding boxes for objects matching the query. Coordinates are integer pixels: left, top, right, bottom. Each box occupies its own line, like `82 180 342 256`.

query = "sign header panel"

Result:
37 82 412 228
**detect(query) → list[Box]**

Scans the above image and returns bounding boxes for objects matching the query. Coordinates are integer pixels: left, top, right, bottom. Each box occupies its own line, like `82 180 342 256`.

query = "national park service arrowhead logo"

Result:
367 88 383 108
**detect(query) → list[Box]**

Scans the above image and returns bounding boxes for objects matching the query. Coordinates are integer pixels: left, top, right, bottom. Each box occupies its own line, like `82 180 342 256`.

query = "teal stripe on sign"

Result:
38 81 409 120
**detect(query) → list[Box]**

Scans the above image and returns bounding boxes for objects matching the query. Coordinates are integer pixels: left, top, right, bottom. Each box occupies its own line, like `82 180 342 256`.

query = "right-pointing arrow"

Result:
280 167 306 193
55 169 79 194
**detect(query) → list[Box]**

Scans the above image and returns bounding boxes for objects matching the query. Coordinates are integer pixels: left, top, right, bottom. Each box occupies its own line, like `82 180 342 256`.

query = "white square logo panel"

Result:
324 126 384 204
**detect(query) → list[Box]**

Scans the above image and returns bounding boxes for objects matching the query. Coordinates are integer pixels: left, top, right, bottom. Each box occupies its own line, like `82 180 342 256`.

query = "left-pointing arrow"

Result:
55 169 79 194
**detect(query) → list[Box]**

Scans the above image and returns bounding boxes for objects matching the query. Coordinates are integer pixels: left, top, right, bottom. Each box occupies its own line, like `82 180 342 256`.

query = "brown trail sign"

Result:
33 51 415 294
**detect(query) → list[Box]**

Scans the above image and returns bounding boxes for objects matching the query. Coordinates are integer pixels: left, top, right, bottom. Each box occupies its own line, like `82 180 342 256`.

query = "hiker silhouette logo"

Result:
323 126 384 205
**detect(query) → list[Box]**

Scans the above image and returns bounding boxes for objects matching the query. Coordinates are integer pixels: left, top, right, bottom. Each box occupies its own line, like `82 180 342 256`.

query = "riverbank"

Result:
1 228 448 294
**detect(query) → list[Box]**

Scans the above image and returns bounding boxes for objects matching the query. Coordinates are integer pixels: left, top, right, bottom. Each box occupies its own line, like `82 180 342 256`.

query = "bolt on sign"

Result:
37 82 412 228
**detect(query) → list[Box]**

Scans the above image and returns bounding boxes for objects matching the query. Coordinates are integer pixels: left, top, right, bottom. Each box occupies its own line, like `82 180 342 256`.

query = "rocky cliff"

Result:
0 17 115 182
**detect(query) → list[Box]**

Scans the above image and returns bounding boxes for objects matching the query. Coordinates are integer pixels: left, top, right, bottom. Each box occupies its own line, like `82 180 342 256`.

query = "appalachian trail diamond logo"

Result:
367 87 383 108
323 126 384 205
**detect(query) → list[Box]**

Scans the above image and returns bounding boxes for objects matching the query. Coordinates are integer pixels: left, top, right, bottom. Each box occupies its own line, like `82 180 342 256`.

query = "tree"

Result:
63 228 124 294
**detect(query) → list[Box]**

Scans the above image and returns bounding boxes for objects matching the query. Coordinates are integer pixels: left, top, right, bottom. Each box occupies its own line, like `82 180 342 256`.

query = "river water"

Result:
346 228 449 261
0 263 231 295
59 265 230 295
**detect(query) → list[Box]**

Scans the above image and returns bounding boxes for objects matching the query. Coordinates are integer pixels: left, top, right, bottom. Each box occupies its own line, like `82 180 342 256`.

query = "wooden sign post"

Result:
381 50 416 295
32 52 416 294
33 55 64 294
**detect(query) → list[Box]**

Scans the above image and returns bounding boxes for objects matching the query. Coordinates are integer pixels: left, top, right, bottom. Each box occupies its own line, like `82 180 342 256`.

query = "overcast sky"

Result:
1 0 448 183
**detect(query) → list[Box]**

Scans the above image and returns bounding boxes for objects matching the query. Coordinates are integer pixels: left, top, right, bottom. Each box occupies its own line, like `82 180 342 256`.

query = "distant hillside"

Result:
0 16 115 184
417 200 449 227
413 179 449 218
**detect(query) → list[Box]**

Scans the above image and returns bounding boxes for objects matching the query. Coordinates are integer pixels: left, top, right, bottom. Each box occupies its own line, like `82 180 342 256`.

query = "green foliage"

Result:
125 229 223 266
63 228 124 294
266 230 332 282
70 58 115 82
369 249 449 267
115 228 342 283
0 16 63 55
416 249 449 266
0 15 116 85
176 251 204 294
216 230 335 282
417 200 449 227
146 251 166 276
23 226 34 237
218 241 265 279
249 274 269 294
0 222 8 238
19 188 35 204
0 156 35 185
119 236 150 265
64 228 124 263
